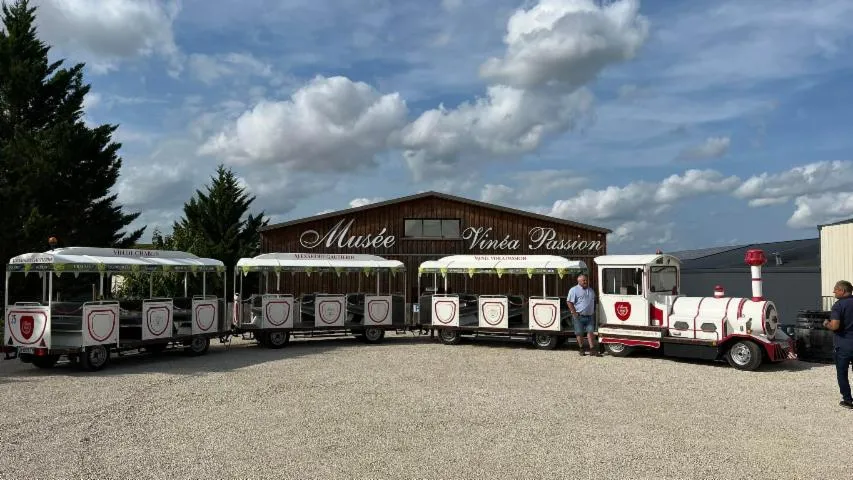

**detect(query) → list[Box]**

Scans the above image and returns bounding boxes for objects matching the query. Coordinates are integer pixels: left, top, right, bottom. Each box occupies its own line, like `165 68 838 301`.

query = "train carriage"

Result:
232 253 407 347
3 247 229 371
415 254 588 349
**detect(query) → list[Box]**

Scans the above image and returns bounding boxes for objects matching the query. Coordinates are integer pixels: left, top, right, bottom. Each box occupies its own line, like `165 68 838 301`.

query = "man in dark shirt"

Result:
823 280 853 409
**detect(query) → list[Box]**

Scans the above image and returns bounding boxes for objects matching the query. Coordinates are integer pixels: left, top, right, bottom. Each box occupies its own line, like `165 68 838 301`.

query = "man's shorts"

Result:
573 314 595 334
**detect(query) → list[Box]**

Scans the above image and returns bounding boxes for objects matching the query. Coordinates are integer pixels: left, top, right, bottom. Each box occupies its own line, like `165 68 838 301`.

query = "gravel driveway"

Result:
0 333 848 479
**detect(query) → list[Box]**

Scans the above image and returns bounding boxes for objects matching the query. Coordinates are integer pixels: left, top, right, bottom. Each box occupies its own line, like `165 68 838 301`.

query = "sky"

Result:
27 0 853 254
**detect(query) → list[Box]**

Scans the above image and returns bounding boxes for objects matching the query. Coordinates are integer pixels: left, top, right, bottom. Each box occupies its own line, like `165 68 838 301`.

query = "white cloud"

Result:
479 0 649 90
34 0 181 73
548 169 740 222
734 160 853 205
400 86 594 180
401 0 648 179
676 136 730 161
349 197 385 208
609 220 675 248
188 53 275 85
654 0 853 92
480 169 587 205
199 76 408 172
788 193 853 229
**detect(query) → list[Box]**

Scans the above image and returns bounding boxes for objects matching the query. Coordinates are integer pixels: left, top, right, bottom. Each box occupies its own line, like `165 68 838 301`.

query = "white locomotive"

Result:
595 249 795 370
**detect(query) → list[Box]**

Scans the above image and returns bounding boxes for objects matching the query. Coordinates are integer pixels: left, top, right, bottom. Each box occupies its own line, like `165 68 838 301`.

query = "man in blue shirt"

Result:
567 274 599 357
823 280 853 409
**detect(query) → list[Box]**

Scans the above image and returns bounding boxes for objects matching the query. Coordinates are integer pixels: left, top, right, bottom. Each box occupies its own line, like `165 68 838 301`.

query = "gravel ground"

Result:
0 332 849 480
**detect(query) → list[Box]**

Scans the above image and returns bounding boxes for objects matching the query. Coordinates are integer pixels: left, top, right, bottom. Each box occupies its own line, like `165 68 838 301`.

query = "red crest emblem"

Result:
614 302 631 321
20 315 34 340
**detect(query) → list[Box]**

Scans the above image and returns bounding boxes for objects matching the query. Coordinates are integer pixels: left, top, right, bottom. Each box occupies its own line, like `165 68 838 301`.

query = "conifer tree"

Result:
0 0 144 298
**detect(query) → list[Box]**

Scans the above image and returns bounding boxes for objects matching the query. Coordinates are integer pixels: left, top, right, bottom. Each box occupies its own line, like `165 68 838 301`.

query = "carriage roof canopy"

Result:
236 252 406 273
6 247 225 273
418 255 587 275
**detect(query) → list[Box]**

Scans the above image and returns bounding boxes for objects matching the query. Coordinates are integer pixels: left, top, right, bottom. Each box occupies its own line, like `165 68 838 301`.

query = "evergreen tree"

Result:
117 165 267 299
176 165 268 297
0 0 144 299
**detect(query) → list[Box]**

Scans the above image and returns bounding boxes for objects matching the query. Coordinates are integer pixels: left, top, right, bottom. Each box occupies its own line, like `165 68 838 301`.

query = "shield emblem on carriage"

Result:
265 301 290 327
20 315 34 340
481 302 504 326
532 304 556 328
615 302 631 321
434 301 456 324
320 301 342 324
367 300 389 324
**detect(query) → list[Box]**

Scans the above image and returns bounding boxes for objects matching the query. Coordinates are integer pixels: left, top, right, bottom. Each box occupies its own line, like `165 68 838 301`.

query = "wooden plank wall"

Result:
257 197 607 302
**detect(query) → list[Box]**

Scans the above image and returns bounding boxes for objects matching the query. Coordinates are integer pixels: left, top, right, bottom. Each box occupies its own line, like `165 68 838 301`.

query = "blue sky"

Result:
30 0 853 253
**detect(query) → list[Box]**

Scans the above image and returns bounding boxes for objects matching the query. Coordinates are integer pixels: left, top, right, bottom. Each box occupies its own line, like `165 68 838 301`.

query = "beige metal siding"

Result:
820 222 853 308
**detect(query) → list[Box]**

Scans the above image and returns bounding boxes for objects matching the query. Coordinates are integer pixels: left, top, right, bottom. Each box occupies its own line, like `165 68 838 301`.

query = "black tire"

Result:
437 329 461 345
80 345 110 371
726 340 763 370
604 342 634 357
266 331 289 349
532 333 559 350
363 327 385 344
186 336 210 356
31 355 59 369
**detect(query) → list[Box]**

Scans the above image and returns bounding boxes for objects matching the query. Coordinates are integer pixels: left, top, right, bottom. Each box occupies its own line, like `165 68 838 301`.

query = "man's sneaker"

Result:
840 400 853 409
578 348 586 356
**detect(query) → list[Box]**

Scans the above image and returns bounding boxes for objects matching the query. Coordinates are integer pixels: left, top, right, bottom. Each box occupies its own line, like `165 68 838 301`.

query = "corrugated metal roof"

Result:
670 238 819 269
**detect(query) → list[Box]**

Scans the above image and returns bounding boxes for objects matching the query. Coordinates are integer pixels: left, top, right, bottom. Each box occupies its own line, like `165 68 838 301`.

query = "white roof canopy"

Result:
593 254 681 267
418 255 587 276
236 253 405 274
6 247 225 273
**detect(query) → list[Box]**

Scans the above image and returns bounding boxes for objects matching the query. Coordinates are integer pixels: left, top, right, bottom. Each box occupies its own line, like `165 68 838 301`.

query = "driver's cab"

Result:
594 254 681 328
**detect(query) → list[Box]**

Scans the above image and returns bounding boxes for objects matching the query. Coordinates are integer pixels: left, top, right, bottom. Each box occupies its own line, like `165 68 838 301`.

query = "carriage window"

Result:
602 268 643 296
650 266 678 293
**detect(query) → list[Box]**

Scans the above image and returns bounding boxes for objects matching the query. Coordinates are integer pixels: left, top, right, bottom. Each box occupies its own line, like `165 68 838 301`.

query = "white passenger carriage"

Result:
3 247 229 371
233 253 407 347
416 255 587 349
594 249 796 370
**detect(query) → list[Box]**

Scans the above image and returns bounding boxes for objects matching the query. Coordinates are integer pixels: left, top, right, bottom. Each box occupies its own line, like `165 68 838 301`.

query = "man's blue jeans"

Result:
834 345 853 402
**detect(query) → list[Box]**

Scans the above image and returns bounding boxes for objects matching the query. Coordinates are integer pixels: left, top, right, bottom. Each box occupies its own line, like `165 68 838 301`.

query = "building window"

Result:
404 219 422 237
404 219 461 238
602 267 643 295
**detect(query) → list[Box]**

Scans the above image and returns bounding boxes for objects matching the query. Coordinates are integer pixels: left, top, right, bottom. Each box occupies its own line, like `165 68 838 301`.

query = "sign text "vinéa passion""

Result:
299 219 602 253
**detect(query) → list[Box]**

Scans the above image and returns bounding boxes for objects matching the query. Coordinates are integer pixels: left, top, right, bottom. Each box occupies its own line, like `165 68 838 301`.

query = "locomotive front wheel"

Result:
438 329 461 345
726 340 762 371
80 345 110 371
267 331 289 349
363 327 385 344
604 342 634 357
532 333 559 350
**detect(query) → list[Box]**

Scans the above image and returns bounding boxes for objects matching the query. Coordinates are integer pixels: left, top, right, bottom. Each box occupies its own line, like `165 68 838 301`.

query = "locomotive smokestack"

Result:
714 285 725 298
744 249 767 301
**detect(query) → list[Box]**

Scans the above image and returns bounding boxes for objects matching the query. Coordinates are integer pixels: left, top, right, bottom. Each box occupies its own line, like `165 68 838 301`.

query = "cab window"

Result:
602 267 643 295
650 266 678 294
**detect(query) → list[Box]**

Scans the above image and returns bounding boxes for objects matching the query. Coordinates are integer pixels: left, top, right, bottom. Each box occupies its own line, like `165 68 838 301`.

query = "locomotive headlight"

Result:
764 304 778 337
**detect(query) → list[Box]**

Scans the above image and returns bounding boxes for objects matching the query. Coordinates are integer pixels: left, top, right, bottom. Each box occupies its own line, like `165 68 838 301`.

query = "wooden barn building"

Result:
258 192 611 305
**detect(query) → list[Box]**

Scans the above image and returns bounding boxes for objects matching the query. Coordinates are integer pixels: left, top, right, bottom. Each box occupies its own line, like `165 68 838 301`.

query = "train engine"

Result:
595 249 795 370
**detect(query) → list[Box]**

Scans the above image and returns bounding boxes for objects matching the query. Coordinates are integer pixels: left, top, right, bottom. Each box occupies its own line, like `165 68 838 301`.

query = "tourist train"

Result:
2 246 795 372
